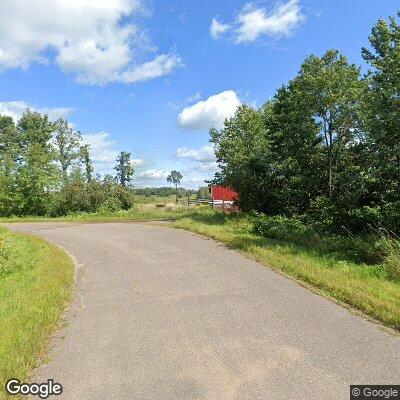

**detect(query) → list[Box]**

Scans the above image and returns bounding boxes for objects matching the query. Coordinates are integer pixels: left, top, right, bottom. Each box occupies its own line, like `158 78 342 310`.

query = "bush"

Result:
253 215 382 264
48 180 135 216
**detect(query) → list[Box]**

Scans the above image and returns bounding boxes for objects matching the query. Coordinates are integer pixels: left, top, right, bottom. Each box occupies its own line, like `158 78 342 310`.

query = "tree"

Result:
53 118 82 182
0 116 19 215
167 170 183 204
362 11 400 231
80 144 94 183
261 87 323 215
17 110 58 215
114 151 134 187
210 104 269 211
292 49 365 199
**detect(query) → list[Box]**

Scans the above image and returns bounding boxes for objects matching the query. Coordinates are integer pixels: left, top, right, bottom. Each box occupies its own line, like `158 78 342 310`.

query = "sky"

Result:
0 0 398 188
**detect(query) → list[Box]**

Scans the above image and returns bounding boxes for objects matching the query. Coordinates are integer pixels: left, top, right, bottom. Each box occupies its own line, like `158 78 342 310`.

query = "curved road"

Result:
8 222 400 399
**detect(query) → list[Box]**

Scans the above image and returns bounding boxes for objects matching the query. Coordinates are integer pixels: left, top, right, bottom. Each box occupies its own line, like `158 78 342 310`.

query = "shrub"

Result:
253 215 382 264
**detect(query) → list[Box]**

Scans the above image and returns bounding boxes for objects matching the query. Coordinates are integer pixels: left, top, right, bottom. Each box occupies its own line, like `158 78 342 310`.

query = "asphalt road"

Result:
8 222 400 400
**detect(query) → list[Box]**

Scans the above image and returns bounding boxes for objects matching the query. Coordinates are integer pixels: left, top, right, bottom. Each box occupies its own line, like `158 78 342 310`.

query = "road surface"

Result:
8 222 400 399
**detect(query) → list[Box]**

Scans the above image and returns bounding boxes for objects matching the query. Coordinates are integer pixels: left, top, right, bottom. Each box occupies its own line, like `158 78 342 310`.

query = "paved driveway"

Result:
8 222 400 399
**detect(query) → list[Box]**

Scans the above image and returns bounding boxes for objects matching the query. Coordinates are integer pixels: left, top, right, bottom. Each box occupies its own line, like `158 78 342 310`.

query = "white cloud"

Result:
132 158 145 167
199 161 218 172
210 18 231 39
178 90 240 130
181 176 207 187
0 0 182 85
176 144 215 163
81 132 144 175
0 101 73 121
82 132 118 164
176 144 219 180
211 0 305 43
139 169 169 180
118 54 183 84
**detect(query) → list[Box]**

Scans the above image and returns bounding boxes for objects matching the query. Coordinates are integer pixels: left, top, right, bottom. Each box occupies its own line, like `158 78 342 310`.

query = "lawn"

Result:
0 228 73 399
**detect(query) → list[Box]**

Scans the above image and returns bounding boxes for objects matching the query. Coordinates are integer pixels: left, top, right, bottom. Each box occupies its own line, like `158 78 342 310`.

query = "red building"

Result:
209 185 239 211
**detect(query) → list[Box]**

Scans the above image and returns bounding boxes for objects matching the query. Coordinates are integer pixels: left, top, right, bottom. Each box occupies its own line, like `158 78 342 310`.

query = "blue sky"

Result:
0 0 398 188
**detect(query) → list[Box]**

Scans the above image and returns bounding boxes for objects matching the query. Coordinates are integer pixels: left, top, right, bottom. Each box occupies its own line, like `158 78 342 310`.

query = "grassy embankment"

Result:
0 228 73 399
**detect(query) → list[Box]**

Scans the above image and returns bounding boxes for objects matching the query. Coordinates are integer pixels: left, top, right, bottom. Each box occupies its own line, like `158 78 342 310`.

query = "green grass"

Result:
173 211 400 331
0 228 74 399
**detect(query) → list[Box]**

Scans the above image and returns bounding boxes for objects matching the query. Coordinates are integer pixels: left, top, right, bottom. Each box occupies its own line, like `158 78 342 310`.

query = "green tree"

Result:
114 151 134 187
166 170 183 204
197 186 210 199
292 49 365 199
210 105 269 211
53 119 82 182
17 110 58 215
261 87 323 215
80 144 94 183
362 11 400 230
0 116 19 216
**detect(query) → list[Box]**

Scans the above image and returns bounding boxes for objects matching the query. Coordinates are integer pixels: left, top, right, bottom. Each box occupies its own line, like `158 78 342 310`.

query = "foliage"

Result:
0 111 136 217
167 170 183 204
133 187 195 197
114 151 134 187
211 10 400 235
252 215 382 265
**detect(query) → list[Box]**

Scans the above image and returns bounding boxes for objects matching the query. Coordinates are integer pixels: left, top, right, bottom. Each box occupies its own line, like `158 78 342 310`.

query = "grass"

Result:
173 210 400 331
0 228 74 399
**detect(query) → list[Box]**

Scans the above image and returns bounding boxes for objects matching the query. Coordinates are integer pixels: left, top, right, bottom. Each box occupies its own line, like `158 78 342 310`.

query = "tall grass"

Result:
0 229 73 399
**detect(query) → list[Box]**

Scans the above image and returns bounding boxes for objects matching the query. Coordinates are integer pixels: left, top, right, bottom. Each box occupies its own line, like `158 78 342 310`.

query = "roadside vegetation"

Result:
0 228 73 399
174 210 400 330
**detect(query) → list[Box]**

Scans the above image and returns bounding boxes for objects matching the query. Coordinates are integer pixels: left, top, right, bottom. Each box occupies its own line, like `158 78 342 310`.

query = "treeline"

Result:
134 187 195 197
0 111 136 216
211 12 400 234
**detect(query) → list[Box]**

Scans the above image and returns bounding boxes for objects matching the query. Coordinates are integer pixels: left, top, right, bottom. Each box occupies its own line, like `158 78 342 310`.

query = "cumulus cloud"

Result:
0 0 182 85
211 0 305 43
176 144 215 163
176 144 219 179
178 90 240 130
139 169 170 180
82 132 119 165
118 54 183 84
0 101 73 122
210 18 231 39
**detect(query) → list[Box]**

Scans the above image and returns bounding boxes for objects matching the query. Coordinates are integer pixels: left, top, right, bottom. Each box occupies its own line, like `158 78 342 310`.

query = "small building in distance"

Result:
209 185 239 211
